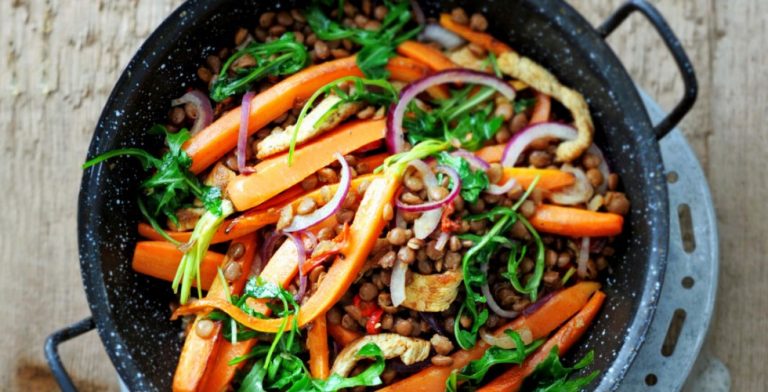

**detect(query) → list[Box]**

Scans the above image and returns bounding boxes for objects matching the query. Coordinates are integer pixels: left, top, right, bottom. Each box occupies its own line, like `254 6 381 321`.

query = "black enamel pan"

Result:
45 0 697 390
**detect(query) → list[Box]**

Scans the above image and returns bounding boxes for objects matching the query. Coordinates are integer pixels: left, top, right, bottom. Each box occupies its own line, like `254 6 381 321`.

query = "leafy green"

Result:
524 347 600 392
82 125 224 243
378 139 451 177
402 86 504 151
501 215 545 300
288 76 398 164
515 97 536 114
446 330 544 392
305 1 420 79
315 343 386 391
210 33 309 102
436 152 490 204
454 177 546 349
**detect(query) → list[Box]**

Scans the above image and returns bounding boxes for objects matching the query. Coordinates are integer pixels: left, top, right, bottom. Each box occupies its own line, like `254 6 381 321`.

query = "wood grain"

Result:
1 0 764 390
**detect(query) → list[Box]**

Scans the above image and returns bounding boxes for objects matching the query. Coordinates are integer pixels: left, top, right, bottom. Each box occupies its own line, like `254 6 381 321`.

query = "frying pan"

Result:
45 0 697 390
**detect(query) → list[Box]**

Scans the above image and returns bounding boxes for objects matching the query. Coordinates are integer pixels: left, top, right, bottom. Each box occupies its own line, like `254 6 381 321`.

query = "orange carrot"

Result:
227 119 386 211
530 92 552 124
258 153 387 211
175 174 399 333
308 314 331 379
131 241 224 290
172 233 258 392
197 217 338 391
377 282 601 392
327 322 363 347
475 144 505 163
439 14 513 56
137 212 275 244
397 40 458 72
530 205 624 237
185 56 430 173
479 291 606 392
501 167 574 191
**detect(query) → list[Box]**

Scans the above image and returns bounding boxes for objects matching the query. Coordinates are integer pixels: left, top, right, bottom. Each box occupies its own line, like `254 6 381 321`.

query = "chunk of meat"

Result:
402 270 463 312
330 334 431 377
256 95 362 159
448 46 490 72
497 51 594 162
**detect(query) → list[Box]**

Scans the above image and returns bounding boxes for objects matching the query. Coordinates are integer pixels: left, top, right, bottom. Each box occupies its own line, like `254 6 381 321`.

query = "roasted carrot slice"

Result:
529 205 624 237
475 144 505 163
501 167 574 191
227 119 386 211
327 322 363 347
172 233 258 392
479 291 606 392
439 14 513 56
175 174 399 332
308 314 331 379
529 92 552 124
185 56 429 173
376 282 601 392
131 241 224 290
397 40 458 72
197 217 337 391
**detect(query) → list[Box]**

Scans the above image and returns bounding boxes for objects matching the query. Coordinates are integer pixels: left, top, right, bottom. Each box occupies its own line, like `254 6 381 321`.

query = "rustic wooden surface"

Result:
0 0 763 390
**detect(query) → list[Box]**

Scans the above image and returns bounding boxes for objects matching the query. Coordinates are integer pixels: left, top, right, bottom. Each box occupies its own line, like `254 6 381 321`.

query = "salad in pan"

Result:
84 1 630 391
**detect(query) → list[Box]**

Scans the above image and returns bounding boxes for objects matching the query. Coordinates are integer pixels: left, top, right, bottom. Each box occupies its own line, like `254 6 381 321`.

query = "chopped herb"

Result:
515 98 536 114
446 330 543 392
436 151 490 204
305 1 420 79
288 76 398 164
210 33 309 102
454 176 545 349
524 347 600 392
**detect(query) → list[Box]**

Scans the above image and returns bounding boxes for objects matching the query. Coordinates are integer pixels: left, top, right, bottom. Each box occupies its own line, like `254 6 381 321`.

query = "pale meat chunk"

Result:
330 334 431 377
402 270 463 312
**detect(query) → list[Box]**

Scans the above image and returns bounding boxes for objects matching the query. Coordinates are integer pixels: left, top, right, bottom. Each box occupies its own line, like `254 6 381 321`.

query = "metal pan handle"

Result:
597 0 698 140
44 317 95 392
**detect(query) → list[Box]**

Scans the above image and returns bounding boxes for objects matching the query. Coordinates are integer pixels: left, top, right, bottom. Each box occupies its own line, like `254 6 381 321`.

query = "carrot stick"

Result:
529 92 552 124
137 211 276 244
377 282 601 392
397 40 458 72
258 153 387 211
197 217 338 391
175 174 399 333
131 241 224 290
479 291 606 392
172 233 258 392
501 167 574 191
529 205 624 237
475 144 505 163
185 56 430 173
439 14 513 56
227 119 386 211
308 314 331 379
327 322 363 347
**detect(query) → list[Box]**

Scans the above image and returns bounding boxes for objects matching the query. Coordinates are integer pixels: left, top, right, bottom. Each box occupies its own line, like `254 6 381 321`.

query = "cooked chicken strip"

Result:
330 334 431 377
402 270 463 312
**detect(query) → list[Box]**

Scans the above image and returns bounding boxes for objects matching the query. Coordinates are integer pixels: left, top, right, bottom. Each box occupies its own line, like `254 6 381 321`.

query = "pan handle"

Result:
597 0 698 140
44 317 95 392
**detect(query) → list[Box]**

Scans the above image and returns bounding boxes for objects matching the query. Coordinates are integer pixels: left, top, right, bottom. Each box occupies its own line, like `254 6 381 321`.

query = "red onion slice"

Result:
171 90 213 135
451 149 490 171
395 165 461 213
287 233 308 302
387 70 517 153
420 24 465 50
577 237 590 278
414 209 442 240
409 0 425 26
501 122 578 167
486 177 518 195
549 164 594 205
435 232 450 251
283 153 350 232
588 144 611 194
480 263 519 319
237 91 256 174
391 259 408 307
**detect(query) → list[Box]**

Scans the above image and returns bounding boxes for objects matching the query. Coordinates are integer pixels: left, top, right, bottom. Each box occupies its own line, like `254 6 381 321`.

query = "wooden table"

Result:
1 0 762 390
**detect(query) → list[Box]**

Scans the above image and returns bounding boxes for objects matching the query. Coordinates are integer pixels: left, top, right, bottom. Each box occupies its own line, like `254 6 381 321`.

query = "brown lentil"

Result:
317 167 338 183
397 246 416 264
276 11 293 26
387 228 408 246
449 235 462 252
460 315 472 329
487 163 503 184
300 174 318 191
529 150 552 168
404 172 425 192
259 12 276 28
582 152 601 169
359 282 379 302
381 313 394 330
223 261 242 282
605 192 631 215
401 191 423 205
520 200 536 218
431 334 454 355
451 8 469 25
336 209 355 224
586 168 604 187
469 13 488 31
394 318 414 336
495 126 512 144
417 259 433 274
170 107 186 125
607 173 620 191
494 102 514 121
277 204 294 230
382 203 394 221
557 252 572 268
510 112 529 133
314 40 330 59
445 252 462 270
407 237 424 250
374 5 388 20
296 197 317 215
341 314 358 330
426 241 446 260
228 242 246 260
377 250 397 268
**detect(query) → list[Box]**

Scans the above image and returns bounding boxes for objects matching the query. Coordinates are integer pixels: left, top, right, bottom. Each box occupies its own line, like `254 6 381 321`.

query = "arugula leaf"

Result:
446 330 544 391
314 343 385 390
524 347 600 392
305 1 420 79
436 152 490 204
210 33 309 101
239 361 268 392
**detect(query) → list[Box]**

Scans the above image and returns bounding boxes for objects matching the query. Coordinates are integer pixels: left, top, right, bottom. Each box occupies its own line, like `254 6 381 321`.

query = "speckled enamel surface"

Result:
78 1 668 390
